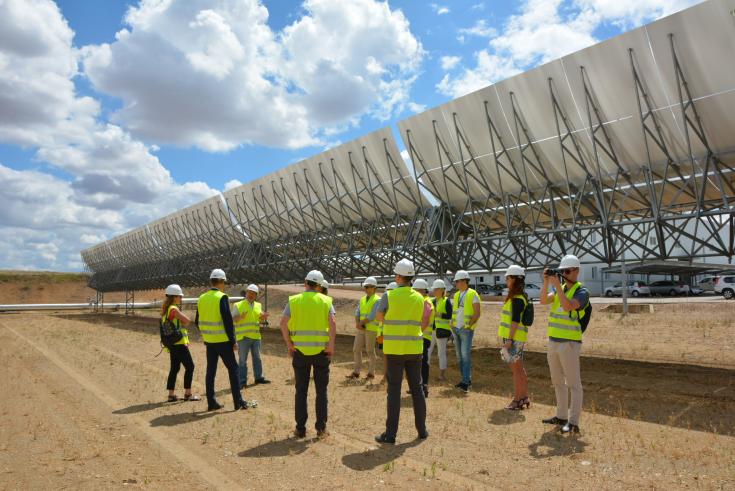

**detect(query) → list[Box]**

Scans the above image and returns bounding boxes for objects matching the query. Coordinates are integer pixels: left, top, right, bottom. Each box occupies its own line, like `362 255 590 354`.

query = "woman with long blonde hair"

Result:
498 266 530 410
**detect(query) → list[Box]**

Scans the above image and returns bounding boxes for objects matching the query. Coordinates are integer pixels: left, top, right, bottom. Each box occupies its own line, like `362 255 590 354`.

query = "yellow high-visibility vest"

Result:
497 294 528 342
288 291 332 355
383 286 424 355
197 289 229 343
452 288 479 329
359 294 381 333
422 294 435 341
434 296 450 331
234 300 262 341
547 282 585 341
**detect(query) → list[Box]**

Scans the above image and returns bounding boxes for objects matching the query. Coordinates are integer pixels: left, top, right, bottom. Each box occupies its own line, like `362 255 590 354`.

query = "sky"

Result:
0 0 701 271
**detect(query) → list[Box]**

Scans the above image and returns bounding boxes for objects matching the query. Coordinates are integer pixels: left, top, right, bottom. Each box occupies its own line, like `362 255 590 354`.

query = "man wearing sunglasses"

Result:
539 254 589 435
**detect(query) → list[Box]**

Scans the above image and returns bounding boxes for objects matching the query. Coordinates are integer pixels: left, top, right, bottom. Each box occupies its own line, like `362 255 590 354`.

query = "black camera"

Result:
544 268 560 276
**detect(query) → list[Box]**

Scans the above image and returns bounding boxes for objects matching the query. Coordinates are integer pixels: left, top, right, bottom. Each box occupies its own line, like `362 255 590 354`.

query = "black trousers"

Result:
205 342 243 409
292 350 330 432
167 344 195 390
385 354 426 438
421 338 431 387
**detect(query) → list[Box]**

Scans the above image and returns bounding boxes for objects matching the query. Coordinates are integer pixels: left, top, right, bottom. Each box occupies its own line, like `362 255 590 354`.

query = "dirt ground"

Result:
0 311 733 490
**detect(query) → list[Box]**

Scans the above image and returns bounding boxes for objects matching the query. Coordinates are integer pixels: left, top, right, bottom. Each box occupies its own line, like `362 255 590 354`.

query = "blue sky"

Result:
0 0 699 270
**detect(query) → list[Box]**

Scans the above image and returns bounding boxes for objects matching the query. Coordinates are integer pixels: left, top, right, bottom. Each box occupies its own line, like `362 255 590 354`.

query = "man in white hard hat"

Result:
279 270 336 439
347 276 381 381
374 259 431 444
427 279 453 381
451 270 481 393
412 278 433 398
232 284 270 388
540 254 590 435
196 269 251 411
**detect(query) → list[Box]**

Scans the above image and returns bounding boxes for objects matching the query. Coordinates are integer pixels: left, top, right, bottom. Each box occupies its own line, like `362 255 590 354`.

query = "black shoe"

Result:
293 428 306 439
374 433 396 445
560 422 580 434
418 429 429 439
207 402 224 411
457 383 469 393
542 416 568 425
254 378 271 385
235 401 249 411
316 429 329 440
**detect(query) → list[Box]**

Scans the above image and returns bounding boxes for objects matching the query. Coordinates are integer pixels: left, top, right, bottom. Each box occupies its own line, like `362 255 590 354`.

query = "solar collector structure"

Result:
83 0 735 292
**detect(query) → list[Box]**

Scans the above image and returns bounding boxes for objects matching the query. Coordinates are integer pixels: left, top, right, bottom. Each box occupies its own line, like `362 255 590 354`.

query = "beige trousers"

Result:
547 340 583 425
353 329 377 375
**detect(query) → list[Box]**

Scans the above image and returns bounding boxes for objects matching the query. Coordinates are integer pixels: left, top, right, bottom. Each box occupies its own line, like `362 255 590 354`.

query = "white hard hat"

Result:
305 270 324 283
210 269 227 280
394 258 415 276
246 284 259 294
321 279 329 289
165 284 183 296
432 279 446 290
362 276 378 287
505 265 526 277
386 282 398 291
558 255 581 269
453 270 470 281
412 278 429 290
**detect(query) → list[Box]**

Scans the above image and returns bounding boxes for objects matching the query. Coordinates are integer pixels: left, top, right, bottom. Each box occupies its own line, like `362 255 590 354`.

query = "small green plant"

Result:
383 460 395 472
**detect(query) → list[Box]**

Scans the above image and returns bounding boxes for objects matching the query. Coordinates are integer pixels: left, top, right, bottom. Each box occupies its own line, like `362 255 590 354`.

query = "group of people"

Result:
160 253 590 443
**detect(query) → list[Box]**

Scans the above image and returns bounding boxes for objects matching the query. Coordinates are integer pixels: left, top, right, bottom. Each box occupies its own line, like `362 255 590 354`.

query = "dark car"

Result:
648 280 690 296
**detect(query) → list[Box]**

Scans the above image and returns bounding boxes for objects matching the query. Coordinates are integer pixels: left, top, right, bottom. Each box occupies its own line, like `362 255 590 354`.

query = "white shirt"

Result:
455 290 480 329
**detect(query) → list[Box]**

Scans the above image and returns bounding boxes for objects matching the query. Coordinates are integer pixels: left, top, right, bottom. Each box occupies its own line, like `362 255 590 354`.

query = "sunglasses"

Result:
560 268 577 274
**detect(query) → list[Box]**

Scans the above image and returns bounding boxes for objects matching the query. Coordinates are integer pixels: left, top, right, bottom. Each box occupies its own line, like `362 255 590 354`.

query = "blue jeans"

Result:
237 337 263 386
454 328 475 384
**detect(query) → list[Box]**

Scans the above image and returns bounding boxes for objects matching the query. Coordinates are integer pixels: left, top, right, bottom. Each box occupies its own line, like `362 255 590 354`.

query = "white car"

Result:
714 275 735 299
501 283 541 300
697 276 719 292
604 281 651 297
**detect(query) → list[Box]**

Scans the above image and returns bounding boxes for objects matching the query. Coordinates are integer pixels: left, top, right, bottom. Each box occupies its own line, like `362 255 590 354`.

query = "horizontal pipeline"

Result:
0 297 244 312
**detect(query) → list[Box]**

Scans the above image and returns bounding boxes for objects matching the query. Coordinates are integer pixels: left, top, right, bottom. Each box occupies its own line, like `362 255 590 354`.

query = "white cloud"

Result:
407 102 426 114
224 179 242 191
440 55 461 71
437 0 701 98
82 0 424 152
457 20 497 43
0 0 218 271
430 3 450 15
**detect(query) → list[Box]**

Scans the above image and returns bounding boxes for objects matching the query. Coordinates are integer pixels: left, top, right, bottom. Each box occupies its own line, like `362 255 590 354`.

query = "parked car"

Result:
604 281 651 297
648 280 690 296
476 284 492 295
501 283 541 300
689 286 703 296
697 276 719 292
714 275 735 299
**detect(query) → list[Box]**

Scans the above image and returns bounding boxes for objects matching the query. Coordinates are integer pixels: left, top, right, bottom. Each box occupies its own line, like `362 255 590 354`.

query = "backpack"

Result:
521 300 534 327
159 312 183 349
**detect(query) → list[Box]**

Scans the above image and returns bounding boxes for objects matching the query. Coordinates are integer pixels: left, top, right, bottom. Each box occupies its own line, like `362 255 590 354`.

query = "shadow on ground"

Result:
61 313 735 436
342 439 424 471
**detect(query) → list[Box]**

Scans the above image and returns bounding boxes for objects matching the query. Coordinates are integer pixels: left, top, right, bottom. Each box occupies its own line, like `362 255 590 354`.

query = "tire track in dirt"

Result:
1 320 243 491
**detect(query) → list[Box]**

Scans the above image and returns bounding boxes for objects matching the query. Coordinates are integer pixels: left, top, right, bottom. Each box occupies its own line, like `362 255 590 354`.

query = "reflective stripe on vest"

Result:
197 289 229 343
359 294 381 333
546 282 584 341
288 291 332 355
434 296 450 331
423 294 435 340
497 295 528 342
452 288 479 329
234 300 262 341
383 286 425 355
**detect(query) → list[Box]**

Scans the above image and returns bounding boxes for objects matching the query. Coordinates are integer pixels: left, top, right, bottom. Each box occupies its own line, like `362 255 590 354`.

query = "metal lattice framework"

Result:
82 0 735 292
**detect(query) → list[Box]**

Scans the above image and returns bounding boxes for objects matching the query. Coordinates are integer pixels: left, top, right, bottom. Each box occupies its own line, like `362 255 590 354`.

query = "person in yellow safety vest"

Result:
540 255 589 435
412 278 433 398
427 279 453 381
196 269 252 411
498 265 530 411
346 276 381 381
451 270 481 393
162 284 200 402
375 281 397 385
279 270 336 439
374 259 431 444
232 284 270 388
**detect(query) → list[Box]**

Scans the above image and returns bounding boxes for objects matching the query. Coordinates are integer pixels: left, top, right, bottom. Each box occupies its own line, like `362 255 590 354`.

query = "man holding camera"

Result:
539 255 589 435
